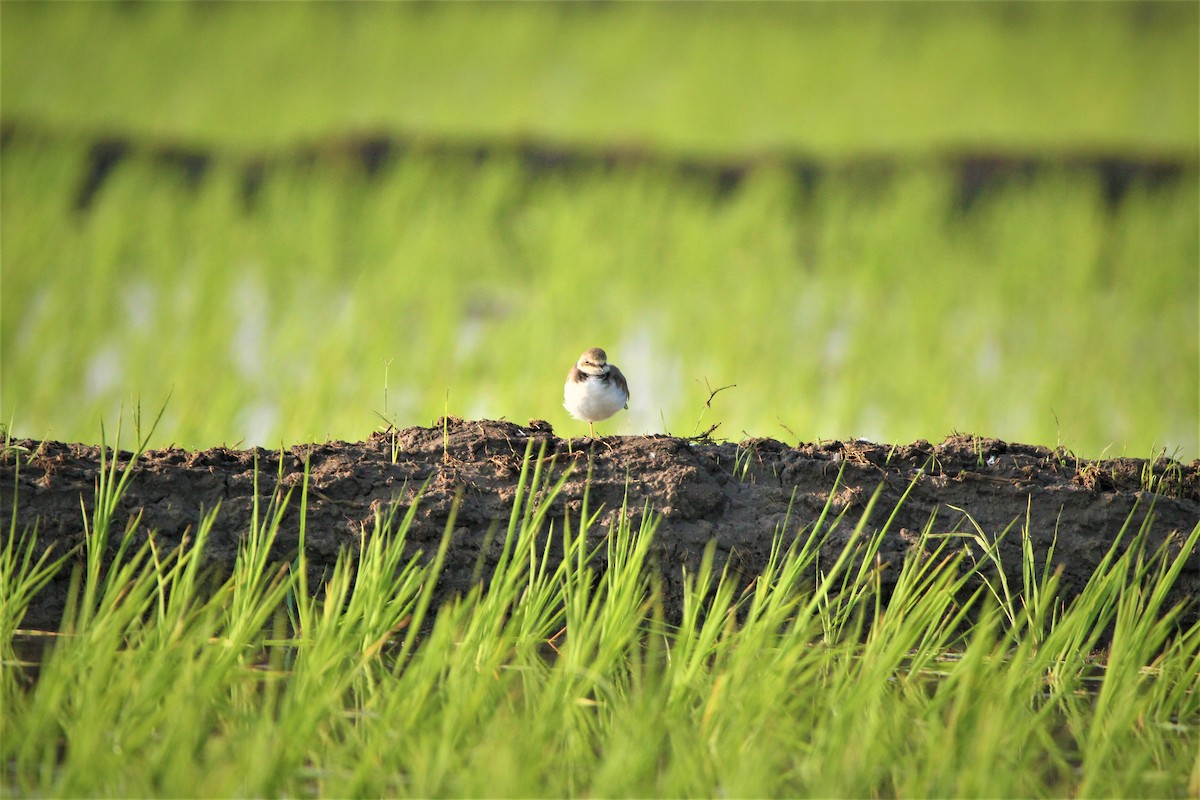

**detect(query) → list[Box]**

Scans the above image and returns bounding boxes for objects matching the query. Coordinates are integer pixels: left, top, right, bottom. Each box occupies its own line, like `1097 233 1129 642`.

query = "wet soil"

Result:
3 419 1198 631
3 122 1193 214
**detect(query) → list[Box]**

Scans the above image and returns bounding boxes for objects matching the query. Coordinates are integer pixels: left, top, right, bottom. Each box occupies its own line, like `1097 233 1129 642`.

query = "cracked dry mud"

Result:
3 419 1198 631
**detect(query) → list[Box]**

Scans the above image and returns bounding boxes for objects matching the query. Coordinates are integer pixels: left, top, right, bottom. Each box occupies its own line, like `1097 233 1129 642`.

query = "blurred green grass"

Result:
2 136 1195 457
2 2 1196 156
1 2 1197 458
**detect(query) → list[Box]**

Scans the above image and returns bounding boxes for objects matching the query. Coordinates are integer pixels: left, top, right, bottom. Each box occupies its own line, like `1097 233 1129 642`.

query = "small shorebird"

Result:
563 347 629 437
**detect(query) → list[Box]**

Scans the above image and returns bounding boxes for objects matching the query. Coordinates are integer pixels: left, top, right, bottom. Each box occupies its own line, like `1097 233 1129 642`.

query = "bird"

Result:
563 347 630 437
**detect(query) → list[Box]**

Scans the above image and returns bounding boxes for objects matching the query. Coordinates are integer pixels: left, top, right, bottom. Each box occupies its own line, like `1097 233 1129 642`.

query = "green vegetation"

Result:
3 441 1198 796
2 135 1196 457
3 5 1196 796
3 2 1196 156
2 2 1197 457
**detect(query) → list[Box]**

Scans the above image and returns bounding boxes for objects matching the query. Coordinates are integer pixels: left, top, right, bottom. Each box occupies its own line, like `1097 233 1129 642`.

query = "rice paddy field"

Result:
1 1 1197 458
2 2 1199 797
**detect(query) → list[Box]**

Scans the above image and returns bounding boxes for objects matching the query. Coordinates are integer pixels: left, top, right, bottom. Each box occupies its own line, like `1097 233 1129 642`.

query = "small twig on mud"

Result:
693 379 736 438
442 390 451 460
702 380 736 408
683 423 722 443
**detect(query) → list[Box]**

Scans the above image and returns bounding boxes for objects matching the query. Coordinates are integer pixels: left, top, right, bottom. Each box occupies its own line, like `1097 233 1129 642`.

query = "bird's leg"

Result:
589 421 596 437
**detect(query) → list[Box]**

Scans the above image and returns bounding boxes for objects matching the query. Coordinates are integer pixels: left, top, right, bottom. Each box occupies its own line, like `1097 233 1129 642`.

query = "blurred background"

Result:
1 1 1196 459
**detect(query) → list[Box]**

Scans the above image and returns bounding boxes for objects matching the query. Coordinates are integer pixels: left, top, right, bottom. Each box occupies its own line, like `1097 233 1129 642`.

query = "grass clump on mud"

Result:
2 424 1198 797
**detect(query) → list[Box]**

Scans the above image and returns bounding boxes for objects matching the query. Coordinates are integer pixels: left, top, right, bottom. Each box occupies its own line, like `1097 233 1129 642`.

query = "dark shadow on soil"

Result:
3 419 1198 632
0 121 1192 215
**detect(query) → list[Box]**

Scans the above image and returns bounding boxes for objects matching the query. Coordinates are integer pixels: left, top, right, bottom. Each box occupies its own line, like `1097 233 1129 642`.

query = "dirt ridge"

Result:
3 418 1198 631
3 122 1194 214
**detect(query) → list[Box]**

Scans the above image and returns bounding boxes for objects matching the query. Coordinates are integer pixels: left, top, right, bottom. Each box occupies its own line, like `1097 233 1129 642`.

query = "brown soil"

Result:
3 419 1198 631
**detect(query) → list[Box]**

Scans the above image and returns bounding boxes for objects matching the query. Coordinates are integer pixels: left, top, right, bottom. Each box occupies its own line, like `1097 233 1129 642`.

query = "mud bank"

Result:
4 419 1198 631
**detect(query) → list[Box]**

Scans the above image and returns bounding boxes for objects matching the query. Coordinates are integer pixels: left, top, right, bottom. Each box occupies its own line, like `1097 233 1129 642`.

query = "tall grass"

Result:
2 441 1197 796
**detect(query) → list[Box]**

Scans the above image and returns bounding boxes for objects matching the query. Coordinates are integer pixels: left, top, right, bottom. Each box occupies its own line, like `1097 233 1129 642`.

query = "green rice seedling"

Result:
336 490 440 658
141 506 219 649
70 405 162 631
954 503 1048 635
227 458 293 647
556 479 657 679
1141 449 1187 498
0 461 69 656
8 509 227 794
335 448 591 795
1075 518 1200 792
730 442 754 481
800 483 883 642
